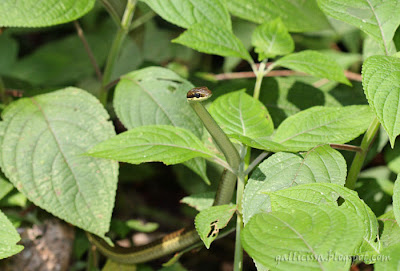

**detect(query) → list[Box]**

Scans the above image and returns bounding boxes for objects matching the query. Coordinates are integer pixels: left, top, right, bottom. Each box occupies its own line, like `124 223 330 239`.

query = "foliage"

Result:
0 0 400 270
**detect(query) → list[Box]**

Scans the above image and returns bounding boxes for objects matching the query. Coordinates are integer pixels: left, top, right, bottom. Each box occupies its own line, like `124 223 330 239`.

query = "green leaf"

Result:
229 134 298 153
102 260 134 271
273 105 375 152
362 55 400 146
126 219 159 233
172 24 252 63
113 67 210 184
6 32 110 86
275 50 351 85
379 210 400 249
87 125 217 165
269 183 380 256
374 243 400 271
140 0 231 29
182 158 210 185
0 35 18 75
195 204 236 249
317 0 400 53
363 36 396 60
251 18 294 60
111 39 143 81
209 90 274 139
243 145 346 224
356 166 393 216
114 67 201 137
259 77 342 126
223 19 257 72
180 191 215 211
227 0 330 32
0 177 13 201
394 175 400 226
241 205 363 271
0 0 95 27
0 210 23 259
0 88 118 238
385 142 400 174
0 191 27 208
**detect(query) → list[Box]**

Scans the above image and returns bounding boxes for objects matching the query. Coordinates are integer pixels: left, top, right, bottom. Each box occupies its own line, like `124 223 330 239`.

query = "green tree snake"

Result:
87 87 240 264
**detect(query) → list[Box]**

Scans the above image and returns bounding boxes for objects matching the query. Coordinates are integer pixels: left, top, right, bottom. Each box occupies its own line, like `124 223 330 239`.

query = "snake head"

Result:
187 87 212 102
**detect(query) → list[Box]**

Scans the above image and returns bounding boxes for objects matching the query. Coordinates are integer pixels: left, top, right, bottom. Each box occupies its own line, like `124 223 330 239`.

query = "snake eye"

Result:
195 93 201 98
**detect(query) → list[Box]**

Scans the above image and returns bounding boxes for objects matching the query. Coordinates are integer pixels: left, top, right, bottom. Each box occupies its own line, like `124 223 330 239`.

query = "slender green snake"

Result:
87 87 240 264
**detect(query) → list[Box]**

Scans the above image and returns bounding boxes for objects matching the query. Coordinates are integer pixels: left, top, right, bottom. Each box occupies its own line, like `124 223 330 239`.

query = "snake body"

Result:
87 87 239 263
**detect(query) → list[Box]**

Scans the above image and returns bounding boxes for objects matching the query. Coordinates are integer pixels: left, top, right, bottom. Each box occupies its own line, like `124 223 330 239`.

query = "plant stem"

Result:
244 151 269 176
252 62 266 100
345 117 380 189
99 0 137 105
329 143 362 153
129 11 156 31
234 61 271 270
234 146 247 271
74 20 103 82
99 0 124 26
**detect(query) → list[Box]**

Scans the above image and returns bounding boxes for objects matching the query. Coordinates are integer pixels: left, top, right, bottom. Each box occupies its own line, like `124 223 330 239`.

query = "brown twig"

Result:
213 69 362 82
214 70 303 80
73 21 103 82
344 70 362 82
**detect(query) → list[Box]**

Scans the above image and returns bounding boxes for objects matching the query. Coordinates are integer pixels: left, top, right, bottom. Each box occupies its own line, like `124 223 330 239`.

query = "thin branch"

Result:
74 21 103 82
104 78 120 90
344 70 362 82
213 69 362 82
129 11 156 31
99 0 122 26
244 152 269 176
312 78 329 88
329 143 363 153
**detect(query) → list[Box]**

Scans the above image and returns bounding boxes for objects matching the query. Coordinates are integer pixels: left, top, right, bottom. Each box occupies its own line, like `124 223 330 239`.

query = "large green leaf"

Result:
317 0 400 53
114 67 210 183
242 205 363 271
195 204 236 249
243 145 346 224
140 0 231 29
172 24 252 63
87 125 217 165
0 210 23 259
0 0 95 27
275 50 351 85
209 90 274 139
0 88 118 238
362 55 400 146
273 105 375 151
269 183 380 256
227 0 330 32
252 18 294 60
114 67 201 137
